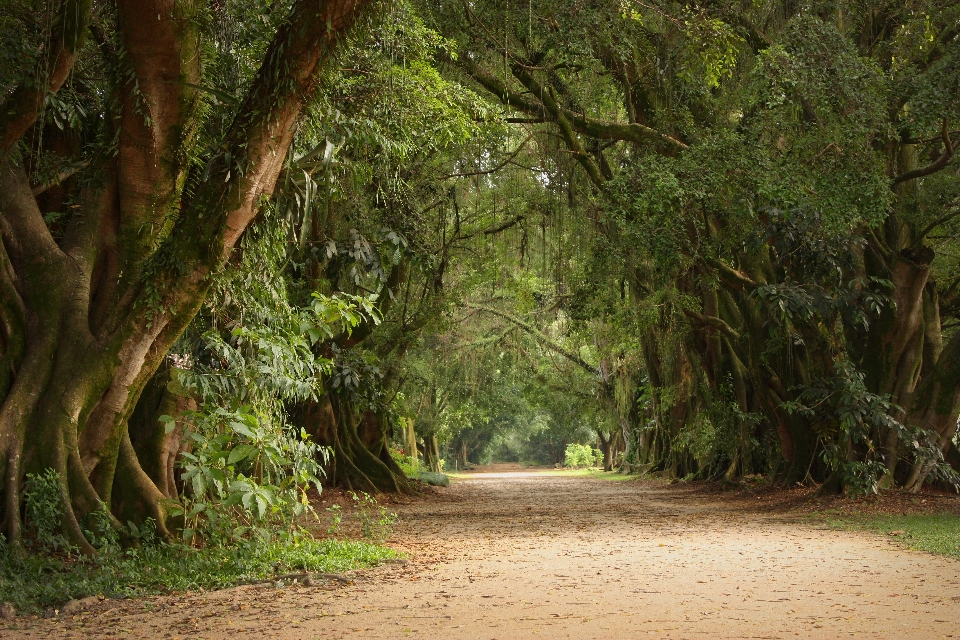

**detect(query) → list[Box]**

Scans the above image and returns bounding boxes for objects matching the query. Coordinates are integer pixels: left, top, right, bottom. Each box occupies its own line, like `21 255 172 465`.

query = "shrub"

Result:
2 473 398 613
564 443 599 469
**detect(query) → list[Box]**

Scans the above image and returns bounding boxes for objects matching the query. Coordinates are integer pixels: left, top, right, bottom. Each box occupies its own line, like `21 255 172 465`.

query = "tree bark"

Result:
0 0 375 547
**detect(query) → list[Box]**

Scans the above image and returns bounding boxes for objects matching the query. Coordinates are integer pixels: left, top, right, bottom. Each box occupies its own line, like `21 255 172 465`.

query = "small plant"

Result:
81 503 120 550
168 404 328 545
23 469 70 552
326 504 343 536
349 491 398 543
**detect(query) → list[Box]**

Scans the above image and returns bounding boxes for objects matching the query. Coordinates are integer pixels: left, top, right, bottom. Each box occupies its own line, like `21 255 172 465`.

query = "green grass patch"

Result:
546 468 640 481
446 468 640 481
0 537 397 613
825 513 960 560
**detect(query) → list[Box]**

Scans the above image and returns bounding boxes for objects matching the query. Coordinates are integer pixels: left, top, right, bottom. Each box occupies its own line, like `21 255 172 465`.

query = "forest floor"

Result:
4 465 960 639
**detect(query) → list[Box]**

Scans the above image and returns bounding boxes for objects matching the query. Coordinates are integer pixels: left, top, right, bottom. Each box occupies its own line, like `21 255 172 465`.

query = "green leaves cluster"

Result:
564 444 602 469
170 405 326 544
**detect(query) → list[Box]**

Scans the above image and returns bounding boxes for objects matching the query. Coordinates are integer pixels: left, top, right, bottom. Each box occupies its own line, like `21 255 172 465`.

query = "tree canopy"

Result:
0 0 958 557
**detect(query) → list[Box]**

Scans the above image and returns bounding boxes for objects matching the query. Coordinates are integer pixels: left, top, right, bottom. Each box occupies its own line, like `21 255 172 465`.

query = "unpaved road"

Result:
5 472 960 639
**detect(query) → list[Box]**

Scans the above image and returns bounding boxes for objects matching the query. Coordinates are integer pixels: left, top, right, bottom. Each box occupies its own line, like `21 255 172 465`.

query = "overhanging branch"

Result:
893 120 955 185
465 303 597 376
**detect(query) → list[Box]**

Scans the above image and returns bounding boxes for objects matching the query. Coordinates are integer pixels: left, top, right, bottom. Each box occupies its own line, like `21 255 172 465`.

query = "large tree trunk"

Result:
0 0 373 550
901 330 960 490
296 395 413 494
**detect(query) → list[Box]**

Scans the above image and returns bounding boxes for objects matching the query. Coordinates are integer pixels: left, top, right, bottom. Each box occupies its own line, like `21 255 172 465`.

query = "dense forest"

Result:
0 0 958 562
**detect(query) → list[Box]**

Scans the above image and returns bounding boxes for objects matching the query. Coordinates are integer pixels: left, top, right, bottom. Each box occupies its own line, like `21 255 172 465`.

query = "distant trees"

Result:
418 0 960 493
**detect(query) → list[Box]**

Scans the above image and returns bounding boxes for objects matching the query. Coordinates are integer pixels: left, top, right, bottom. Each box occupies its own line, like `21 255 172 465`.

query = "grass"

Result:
0 536 397 613
825 513 960 560
446 467 640 481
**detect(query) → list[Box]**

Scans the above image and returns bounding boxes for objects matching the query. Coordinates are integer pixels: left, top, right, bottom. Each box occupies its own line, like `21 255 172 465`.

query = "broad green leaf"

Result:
229 421 256 439
228 443 258 465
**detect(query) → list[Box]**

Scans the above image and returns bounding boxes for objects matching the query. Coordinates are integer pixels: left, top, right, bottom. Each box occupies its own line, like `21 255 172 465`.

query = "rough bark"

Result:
295 394 412 494
0 0 375 548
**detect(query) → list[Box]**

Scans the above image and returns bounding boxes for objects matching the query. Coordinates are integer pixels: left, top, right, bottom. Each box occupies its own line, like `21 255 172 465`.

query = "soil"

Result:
4 465 960 639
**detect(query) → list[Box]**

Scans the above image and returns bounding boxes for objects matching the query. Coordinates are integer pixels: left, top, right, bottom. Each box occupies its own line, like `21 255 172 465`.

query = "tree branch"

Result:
912 207 960 248
683 309 741 341
509 68 606 187
0 0 92 154
893 120 955 185
444 134 533 179
705 257 757 291
31 161 89 196
465 303 597 376
113 0 203 281
456 214 525 242
456 54 687 150
0 157 67 268
168 0 375 275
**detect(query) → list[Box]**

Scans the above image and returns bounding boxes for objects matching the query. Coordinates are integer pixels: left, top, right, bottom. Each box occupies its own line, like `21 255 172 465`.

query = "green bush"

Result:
564 443 600 468
23 470 70 552
349 491 398 543
389 445 423 477
0 535 396 613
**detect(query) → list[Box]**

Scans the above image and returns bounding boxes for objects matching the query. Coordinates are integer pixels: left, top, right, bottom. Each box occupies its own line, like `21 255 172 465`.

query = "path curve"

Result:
7 473 960 639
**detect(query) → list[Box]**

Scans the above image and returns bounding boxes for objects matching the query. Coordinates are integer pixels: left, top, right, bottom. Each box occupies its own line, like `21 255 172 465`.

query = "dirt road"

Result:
7 471 960 639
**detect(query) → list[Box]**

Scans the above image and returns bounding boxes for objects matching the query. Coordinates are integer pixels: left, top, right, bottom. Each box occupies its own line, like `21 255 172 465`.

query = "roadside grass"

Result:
545 468 641 481
0 536 397 614
446 468 640 481
823 513 960 560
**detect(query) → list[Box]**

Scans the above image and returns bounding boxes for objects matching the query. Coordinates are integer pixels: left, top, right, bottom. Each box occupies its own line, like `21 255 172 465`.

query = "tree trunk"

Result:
404 418 418 466
128 365 195 500
295 395 412 493
598 432 614 472
0 0 374 549
422 435 442 473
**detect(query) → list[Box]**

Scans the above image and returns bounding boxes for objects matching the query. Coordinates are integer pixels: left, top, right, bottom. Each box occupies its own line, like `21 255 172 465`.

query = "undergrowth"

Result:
0 536 396 613
0 470 398 614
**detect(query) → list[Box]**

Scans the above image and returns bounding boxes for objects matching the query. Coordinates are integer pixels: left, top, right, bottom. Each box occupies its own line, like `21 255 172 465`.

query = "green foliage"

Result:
171 199 389 542
304 292 380 343
325 504 344 536
389 445 423 476
679 12 744 89
564 444 601 469
783 360 959 497
23 470 70 553
674 378 763 478
348 492 398 543
0 534 395 613
4 470 397 612
170 405 327 544
829 514 960 560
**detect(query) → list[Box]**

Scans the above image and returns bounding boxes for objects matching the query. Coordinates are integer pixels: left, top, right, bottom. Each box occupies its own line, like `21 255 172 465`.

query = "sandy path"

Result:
5 472 960 639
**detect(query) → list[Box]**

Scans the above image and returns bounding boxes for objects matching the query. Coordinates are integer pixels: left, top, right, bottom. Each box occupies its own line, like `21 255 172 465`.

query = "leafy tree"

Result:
0 0 375 552
419 0 960 492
